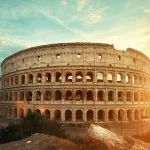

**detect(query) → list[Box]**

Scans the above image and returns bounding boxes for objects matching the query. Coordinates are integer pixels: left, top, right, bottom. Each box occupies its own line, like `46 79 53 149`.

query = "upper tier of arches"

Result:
1 70 150 88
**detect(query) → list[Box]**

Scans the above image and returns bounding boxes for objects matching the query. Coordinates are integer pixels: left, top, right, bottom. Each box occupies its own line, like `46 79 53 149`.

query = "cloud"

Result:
125 3 130 7
144 9 150 13
77 0 87 11
62 0 67 6
38 10 84 35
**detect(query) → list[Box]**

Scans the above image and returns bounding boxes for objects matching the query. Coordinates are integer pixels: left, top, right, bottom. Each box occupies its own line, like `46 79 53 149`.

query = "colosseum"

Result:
0 42 150 124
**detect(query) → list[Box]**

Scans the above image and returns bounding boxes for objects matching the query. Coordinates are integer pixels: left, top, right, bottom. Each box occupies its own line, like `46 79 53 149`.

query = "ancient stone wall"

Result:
0 42 150 123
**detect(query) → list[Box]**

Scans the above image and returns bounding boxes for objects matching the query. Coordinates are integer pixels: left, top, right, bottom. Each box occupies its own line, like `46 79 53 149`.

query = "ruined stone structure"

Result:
0 42 150 123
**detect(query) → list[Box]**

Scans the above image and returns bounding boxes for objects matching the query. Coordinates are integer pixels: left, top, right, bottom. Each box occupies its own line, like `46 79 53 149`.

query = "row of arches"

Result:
2 71 148 87
0 90 150 102
0 107 149 122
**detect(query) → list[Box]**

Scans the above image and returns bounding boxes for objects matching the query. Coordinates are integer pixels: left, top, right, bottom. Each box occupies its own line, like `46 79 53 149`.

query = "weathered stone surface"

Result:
82 124 150 150
0 133 79 150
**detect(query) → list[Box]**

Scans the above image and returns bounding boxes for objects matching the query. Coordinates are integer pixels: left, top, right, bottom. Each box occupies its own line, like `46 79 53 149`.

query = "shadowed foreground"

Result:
1 124 150 150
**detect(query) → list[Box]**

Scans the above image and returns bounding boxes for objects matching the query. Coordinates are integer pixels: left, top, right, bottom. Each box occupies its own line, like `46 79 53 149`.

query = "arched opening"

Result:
117 73 122 83
14 92 17 101
36 91 41 101
6 93 8 101
127 91 131 101
45 73 51 83
66 73 72 82
54 110 61 121
28 74 33 84
108 110 115 121
37 73 42 83
7 78 9 86
97 72 104 82
15 76 18 85
19 108 24 118
55 90 61 101
107 73 113 83
140 92 144 101
75 90 83 101
9 92 12 101
97 90 104 101
125 74 130 84
21 75 25 84
55 72 62 82
87 91 93 101
127 109 132 121
65 110 72 121
86 72 93 82
141 109 145 119
133 75 138 85
118 109 124 121
98 110 104 121
87 110 94 121
134 109 139 120
108 91 114 101
65 90 73 100
8 108 12 117
44 109 50 120
26 91 32 101
44 90 51 101
26 108 32 116
76 110 83 121
13 108 17 118
118 91 123 101
20 92 24 101
76 72 83 82
35 109 41 114
134 92 138 101
11 77 13 85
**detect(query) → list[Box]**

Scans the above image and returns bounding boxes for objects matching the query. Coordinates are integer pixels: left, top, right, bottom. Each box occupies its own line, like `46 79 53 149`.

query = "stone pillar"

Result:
42 72 45 84
138 109 141 121
95 109 97 122
132 90 134 102
32 90 35 101
105 109 108 122
83 89 87 102
62 72 65 83
72 71 76 83
84 109 87 122
51 89 55 102
33 73 36 84
123 73 126 84
113 73 117 85
61 109 65 122
93 71 97 83
124 110 127 122
95 89 98 101
25 74 28 84
105 89 108 102
72 111 76 122
51 71 55 83
83 72 86 83
104 71 107 84
115 109 118 122
132 109 134 121
114 89 117 102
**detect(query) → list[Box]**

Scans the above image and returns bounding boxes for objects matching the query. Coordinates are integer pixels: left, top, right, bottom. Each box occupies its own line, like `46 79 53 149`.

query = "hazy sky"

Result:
0 0 150 64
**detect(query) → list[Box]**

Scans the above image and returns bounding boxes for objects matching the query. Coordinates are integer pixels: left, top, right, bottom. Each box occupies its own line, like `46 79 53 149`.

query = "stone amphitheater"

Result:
0 42 150 124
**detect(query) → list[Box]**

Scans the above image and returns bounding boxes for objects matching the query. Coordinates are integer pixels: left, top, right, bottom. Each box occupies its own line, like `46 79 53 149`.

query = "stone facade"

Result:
0 42 150 123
